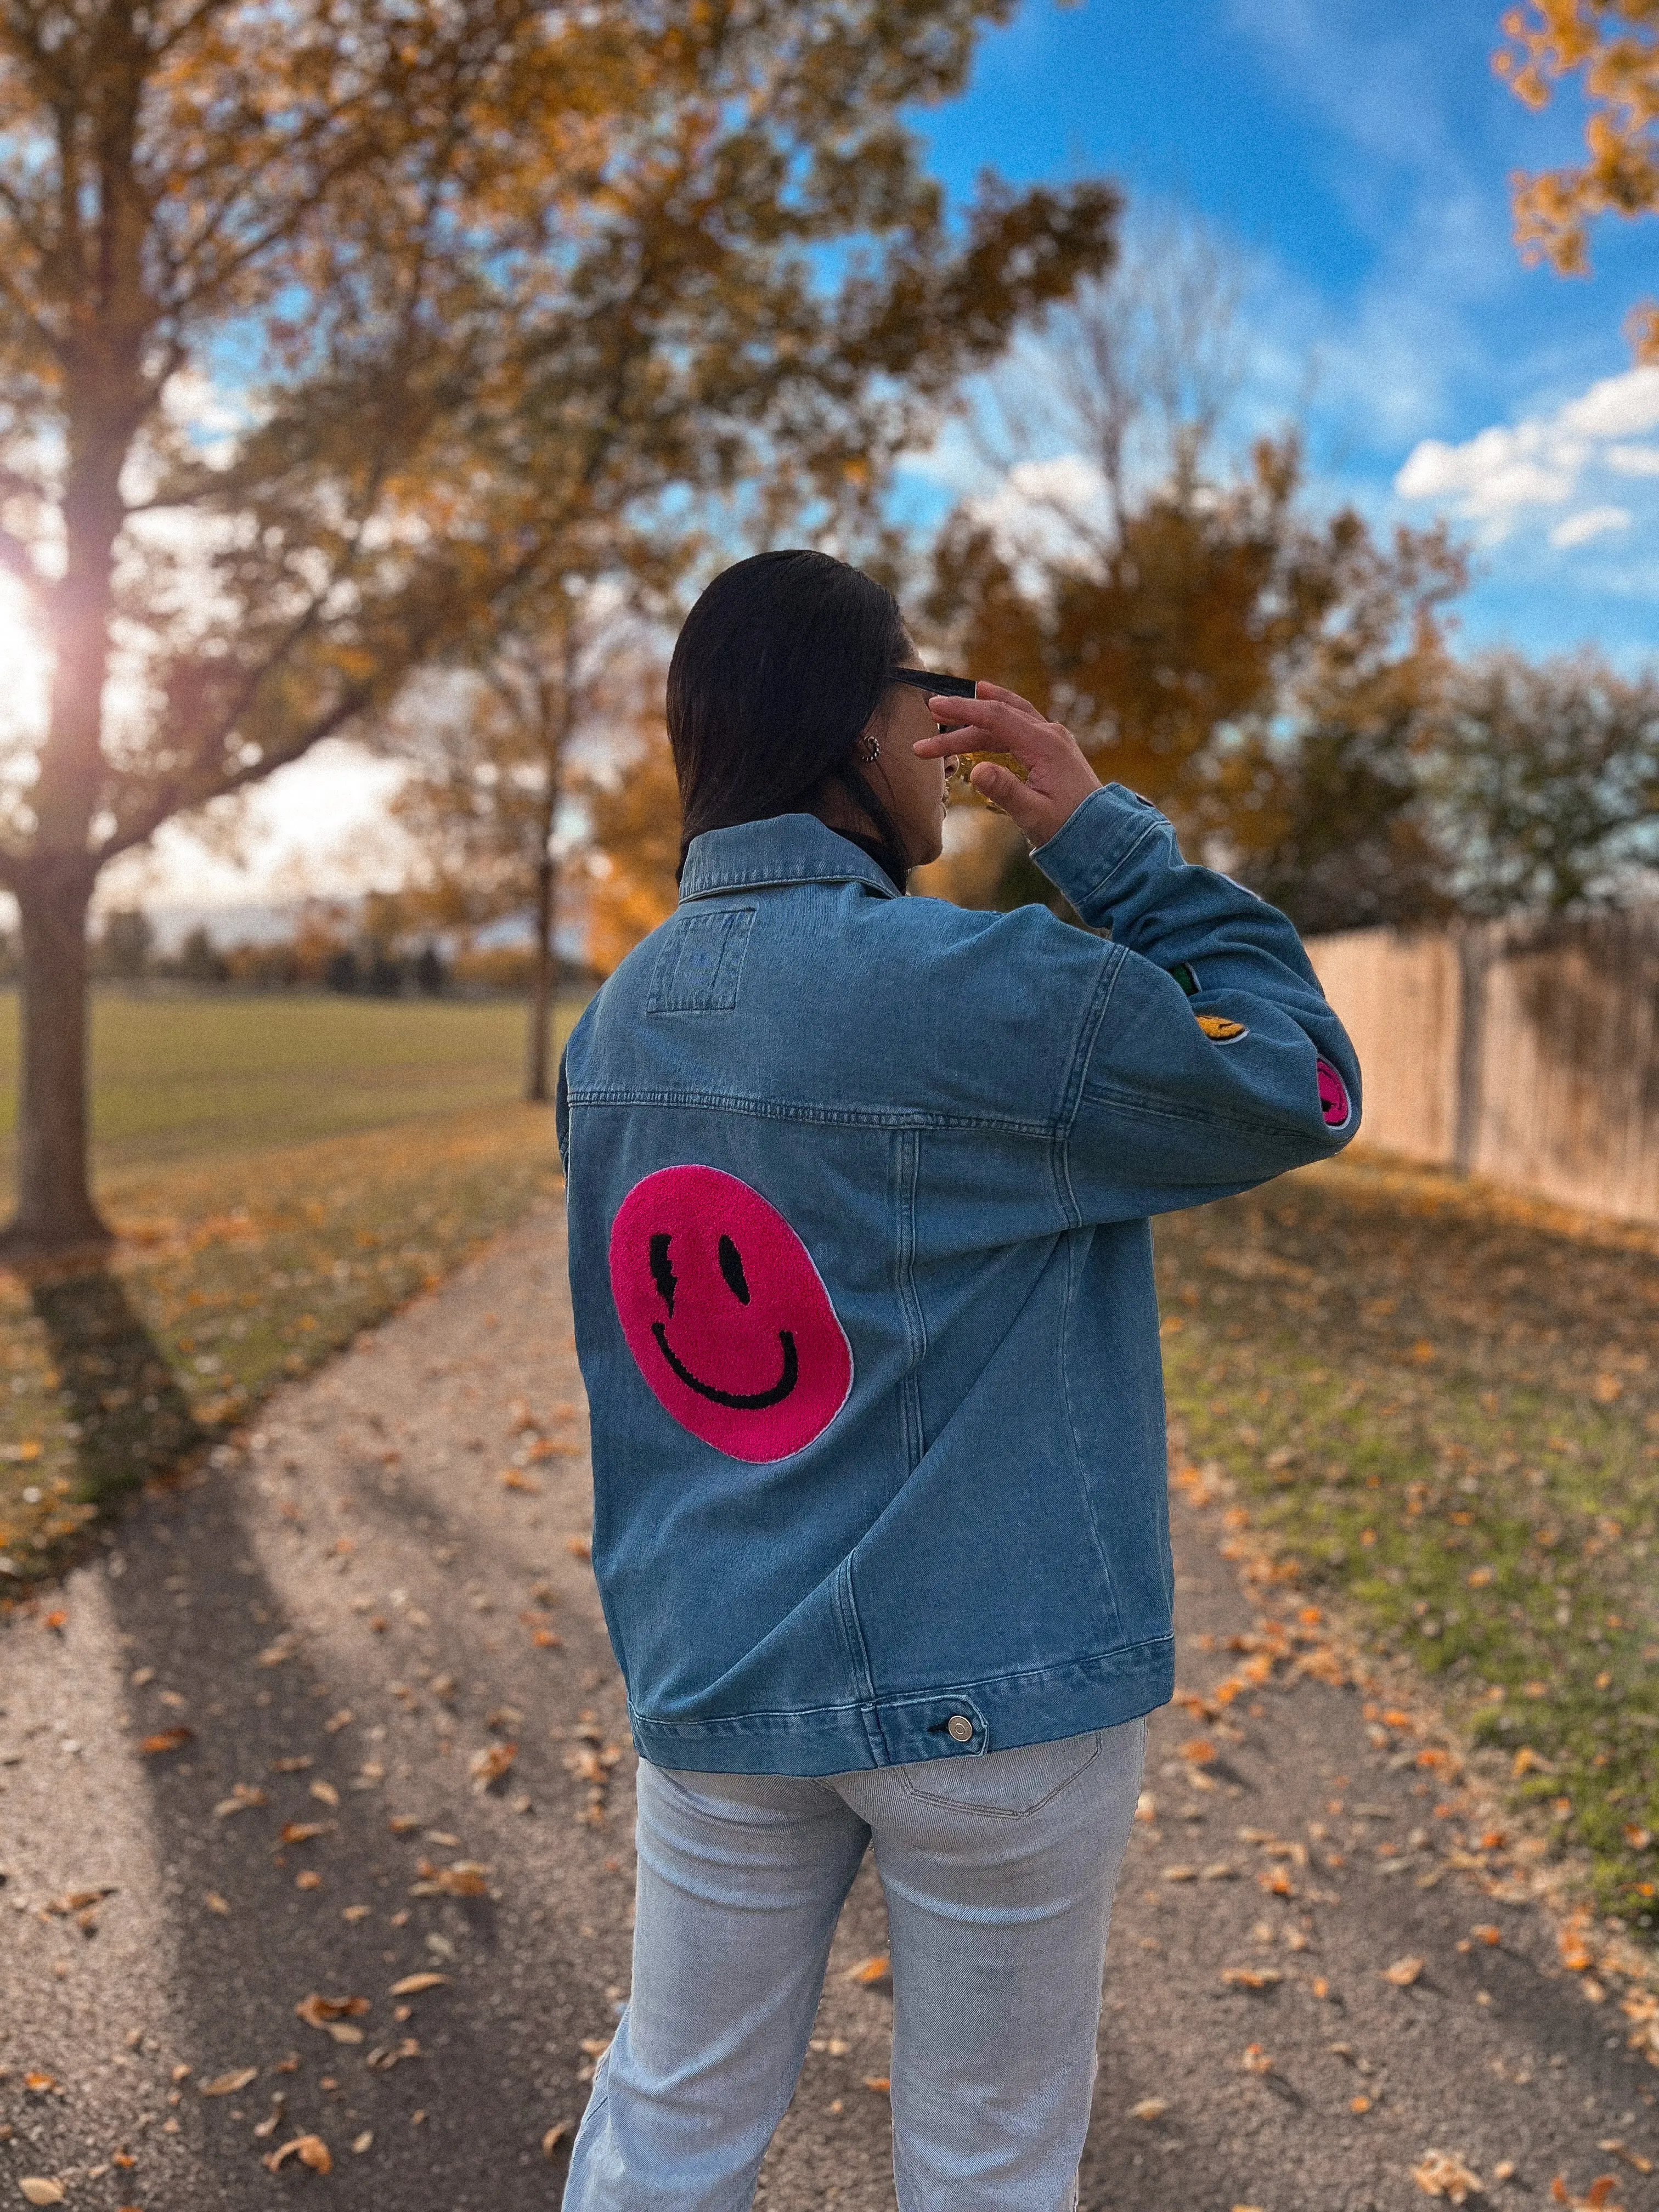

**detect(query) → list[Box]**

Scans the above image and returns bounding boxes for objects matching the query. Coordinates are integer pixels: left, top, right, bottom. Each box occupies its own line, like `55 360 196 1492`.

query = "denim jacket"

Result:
556 785 1359 1776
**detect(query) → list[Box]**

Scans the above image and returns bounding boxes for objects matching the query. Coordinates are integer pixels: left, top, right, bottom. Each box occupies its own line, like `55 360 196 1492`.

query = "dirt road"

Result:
2 1207 1653 2210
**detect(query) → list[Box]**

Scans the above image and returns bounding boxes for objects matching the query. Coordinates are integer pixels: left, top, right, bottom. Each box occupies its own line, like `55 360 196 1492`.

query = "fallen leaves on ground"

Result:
364 2036 421 2072
564 1719 622 1825
470 1742 517 1793
138 1726 191 1756
1597 2140 1654 2175
295 1993 370 2039
0 1096 563 1595
1154 1156 1659 1940
1414 2149 1484 2202
279 1821 330 1846
42 1884 114 1920
199 2067 258 2096
1552 2178 1626 2211
411 1858 490 1898
213 1782 265 1818
267 2134 332 2174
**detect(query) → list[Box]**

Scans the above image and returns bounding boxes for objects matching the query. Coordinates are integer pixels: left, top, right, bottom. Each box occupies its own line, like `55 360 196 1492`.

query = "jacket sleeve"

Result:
1028 783 1361 1224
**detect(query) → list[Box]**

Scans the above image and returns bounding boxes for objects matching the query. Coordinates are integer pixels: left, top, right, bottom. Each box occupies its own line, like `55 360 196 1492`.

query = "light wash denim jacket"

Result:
556 785 1359 1776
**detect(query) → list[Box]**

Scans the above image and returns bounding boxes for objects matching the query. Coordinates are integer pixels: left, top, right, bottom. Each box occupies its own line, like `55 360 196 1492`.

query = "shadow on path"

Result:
29 1264 206 1505
5 1222 628 2207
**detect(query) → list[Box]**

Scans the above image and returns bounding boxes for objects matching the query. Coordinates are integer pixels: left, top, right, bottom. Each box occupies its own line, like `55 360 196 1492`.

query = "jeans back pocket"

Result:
895 1729 1103 1817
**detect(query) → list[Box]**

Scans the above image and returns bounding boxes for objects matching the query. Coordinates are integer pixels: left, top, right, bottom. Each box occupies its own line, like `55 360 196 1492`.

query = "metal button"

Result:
946 1714 974 1744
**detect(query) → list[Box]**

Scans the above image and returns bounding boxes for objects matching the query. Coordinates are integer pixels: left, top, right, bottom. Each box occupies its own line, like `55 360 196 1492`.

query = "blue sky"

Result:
112 0 1658 911
901 0 1659 664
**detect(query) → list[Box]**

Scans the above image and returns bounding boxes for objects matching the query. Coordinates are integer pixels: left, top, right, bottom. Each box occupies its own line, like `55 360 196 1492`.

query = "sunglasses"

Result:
888 667 977 733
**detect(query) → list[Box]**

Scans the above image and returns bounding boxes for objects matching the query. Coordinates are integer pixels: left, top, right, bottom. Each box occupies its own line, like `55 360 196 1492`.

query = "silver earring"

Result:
860 734 881 762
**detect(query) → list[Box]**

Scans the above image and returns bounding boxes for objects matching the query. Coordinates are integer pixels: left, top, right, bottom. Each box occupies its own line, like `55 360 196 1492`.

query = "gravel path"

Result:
2 1204 1654 2211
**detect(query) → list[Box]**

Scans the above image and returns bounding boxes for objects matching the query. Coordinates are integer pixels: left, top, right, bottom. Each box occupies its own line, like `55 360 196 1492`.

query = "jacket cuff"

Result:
1030 784 1163 917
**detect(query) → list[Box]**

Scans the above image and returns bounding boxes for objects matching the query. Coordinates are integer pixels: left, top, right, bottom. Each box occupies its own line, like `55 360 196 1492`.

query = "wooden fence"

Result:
1306 911 1659 1226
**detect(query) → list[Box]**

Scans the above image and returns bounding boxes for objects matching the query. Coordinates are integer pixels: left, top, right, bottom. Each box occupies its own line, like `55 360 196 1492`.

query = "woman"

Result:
555 550 1359 2211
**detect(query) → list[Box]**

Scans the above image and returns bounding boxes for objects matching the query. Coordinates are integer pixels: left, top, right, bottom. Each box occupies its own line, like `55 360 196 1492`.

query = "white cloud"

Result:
1558 366 1659 439
1395 424 1576 517
1549 505 1632 549
1395 365 1659 544
969 454 1108 539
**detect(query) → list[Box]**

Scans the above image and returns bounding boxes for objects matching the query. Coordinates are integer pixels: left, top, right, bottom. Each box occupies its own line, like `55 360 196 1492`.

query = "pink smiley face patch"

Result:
1316 1057 1352 1129
608 1165 853 1463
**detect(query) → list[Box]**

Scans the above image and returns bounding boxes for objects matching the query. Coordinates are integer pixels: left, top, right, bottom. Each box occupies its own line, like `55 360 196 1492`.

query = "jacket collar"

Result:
678 812 902 904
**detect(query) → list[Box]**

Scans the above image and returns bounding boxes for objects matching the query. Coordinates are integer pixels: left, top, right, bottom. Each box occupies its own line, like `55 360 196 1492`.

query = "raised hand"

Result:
913 682 1102 848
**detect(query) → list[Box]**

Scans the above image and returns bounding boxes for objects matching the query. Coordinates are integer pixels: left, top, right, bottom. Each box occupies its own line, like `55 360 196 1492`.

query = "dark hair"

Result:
667 550 912 889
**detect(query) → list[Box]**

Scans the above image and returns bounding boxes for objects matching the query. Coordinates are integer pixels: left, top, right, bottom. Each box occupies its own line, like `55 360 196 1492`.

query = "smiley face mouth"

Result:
650 1322 799 1409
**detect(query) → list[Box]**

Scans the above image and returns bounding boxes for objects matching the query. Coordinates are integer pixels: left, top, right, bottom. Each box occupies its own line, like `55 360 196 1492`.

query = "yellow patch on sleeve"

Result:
1195 1013 1248 1042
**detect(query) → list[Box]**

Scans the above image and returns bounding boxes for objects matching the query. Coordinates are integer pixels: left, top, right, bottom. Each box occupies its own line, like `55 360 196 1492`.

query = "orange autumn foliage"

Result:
1496 3 1659 355
582 723 684 978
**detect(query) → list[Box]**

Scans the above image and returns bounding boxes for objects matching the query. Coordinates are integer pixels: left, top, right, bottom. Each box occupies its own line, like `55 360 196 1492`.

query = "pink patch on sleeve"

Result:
1316 1057 1352 1128
608 1165 853 1463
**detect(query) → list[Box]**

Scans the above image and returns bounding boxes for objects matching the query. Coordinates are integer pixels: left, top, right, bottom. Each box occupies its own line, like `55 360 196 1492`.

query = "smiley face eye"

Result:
719 1234 751 1305
648 1232 676 1316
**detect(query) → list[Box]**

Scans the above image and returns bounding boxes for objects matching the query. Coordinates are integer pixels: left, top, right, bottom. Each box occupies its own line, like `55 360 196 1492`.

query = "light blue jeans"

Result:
562 1719 1146 2212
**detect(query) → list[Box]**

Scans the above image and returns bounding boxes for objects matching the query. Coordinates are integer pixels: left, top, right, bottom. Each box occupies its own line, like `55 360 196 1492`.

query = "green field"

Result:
0 989 548 1188
0 989 588 1591
1155 1153 1659 1939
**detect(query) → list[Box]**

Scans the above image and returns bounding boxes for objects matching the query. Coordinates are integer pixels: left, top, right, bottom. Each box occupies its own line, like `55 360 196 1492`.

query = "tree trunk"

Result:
2 863 112 1260
524 679 568 1107
525 848 558 1103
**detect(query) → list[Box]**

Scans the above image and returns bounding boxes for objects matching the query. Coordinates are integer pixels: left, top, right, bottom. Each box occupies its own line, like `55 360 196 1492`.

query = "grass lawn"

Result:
1154 1150 1659 1940
0 990 549 1186
0 989 585 1593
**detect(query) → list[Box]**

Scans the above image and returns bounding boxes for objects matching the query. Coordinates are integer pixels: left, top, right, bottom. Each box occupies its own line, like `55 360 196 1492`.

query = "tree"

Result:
387 572 664 1099
0 0 1120 1258
1222 520 1465 935
171 924 228 986
95 909 153 981
1495 3 1659 356
918 227 1465 927
1426 648 1659 912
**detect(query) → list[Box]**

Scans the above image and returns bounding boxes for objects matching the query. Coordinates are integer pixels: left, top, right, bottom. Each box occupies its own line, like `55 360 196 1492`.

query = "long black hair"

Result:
667 550 912 890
